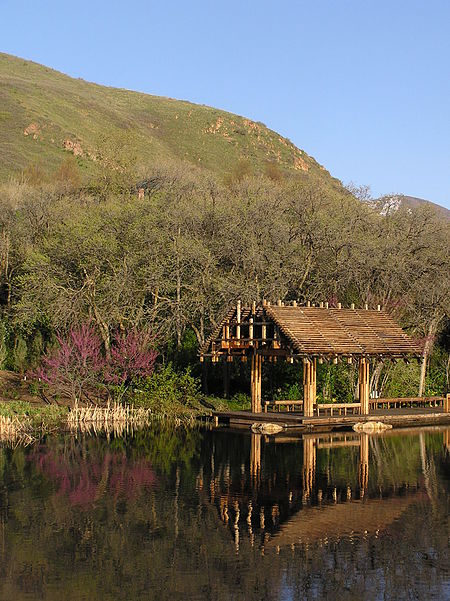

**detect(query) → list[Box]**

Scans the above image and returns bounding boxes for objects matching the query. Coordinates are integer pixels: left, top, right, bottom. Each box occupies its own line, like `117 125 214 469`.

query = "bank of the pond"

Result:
0 396 224 444
0 368 230 440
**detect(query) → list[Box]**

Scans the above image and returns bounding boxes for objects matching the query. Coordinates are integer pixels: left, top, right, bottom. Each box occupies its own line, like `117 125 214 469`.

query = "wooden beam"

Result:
303 358 316 417
251 351 262 413
359 357 370 414
222 360 230 399
236 300 241 339
257 354 262 409
249 317 254 345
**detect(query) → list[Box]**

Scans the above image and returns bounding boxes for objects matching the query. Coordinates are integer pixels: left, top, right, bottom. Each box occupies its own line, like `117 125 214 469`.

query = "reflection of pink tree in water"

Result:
31 447 157 507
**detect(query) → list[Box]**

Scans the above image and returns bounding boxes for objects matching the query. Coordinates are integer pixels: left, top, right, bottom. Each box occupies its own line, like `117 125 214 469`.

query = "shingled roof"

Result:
201 304 421 358
265 306 421 357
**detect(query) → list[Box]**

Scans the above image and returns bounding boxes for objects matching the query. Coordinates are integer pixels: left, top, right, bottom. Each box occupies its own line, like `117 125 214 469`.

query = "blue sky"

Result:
2 0 449 208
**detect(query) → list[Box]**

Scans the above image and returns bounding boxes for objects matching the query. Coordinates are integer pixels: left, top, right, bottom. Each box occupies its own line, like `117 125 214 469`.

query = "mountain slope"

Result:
0 53 337 185
372 195 450 220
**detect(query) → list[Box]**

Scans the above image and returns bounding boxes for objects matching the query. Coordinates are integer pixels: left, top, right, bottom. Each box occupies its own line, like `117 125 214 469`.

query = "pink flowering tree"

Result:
105 328 158 399
34 323 105 403
32 323 158 404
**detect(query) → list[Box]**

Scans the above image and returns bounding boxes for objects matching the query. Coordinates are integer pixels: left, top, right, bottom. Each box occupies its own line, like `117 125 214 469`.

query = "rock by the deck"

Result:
251 422 284 434
353 421 393 432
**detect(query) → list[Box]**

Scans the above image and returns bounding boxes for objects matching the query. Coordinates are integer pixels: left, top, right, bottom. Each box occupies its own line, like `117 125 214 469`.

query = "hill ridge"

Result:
0 52 337 185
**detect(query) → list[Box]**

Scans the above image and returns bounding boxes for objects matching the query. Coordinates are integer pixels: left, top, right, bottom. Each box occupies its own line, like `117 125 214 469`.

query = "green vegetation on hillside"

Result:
0 53 338 187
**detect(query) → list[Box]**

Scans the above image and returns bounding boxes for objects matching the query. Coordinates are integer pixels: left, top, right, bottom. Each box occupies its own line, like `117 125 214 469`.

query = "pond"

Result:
0 425 448 600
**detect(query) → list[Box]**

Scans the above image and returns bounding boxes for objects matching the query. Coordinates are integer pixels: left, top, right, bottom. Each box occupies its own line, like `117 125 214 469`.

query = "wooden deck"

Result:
212 407 450 433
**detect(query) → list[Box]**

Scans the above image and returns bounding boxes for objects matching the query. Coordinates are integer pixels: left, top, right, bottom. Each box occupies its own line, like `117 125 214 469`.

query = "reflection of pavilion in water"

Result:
196 430 445 552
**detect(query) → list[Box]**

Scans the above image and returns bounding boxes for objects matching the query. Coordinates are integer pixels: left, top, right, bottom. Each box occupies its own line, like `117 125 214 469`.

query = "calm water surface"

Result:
0 425 448 601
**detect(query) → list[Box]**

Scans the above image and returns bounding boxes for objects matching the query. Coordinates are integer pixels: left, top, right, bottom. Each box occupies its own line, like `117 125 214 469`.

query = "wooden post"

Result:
444 393 450 413
251 351 262 413
223 359 230 399
249 317 254 345
359 357 370 414
251 351 255 410
236 300 241 340
303 358 316 417
257 354 262 410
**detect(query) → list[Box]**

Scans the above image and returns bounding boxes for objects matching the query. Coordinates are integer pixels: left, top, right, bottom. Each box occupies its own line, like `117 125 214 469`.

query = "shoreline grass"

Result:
0 398 208 444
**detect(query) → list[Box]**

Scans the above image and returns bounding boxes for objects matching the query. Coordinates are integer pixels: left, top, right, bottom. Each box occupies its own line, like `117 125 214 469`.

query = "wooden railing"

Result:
370 396 445 410
263 400 303 413
263 394 450 415
316 403 361 416
263 400 361 416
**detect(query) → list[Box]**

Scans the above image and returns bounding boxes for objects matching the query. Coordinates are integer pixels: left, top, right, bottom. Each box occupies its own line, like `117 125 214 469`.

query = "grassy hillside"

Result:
0 52 338 185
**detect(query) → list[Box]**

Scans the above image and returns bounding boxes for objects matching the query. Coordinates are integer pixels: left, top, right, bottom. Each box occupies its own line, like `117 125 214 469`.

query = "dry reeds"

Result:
0 415 35 446
67 402 153 436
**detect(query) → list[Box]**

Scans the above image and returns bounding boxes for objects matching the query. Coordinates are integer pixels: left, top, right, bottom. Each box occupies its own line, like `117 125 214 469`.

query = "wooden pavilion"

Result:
200 300 422 416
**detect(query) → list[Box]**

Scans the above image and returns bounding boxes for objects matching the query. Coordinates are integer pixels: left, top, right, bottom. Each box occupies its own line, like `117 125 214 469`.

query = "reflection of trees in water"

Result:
30 445 157 507
0 428 447 600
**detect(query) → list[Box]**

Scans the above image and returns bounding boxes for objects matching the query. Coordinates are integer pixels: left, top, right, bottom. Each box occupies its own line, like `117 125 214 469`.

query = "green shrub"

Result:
12 336 28 373
273 382 301 401
227 392 251 410
132 364 203 416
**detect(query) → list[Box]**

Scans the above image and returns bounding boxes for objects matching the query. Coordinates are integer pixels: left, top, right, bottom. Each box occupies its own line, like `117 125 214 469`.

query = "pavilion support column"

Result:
222 359 230 399
303 358 316 417
359 357 370 415
257 355 262 408
251 352 262 413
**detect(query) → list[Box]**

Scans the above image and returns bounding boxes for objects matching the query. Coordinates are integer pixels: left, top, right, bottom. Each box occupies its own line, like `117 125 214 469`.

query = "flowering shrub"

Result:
34 323 105 402
105 329 158 386
31 323 158 403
